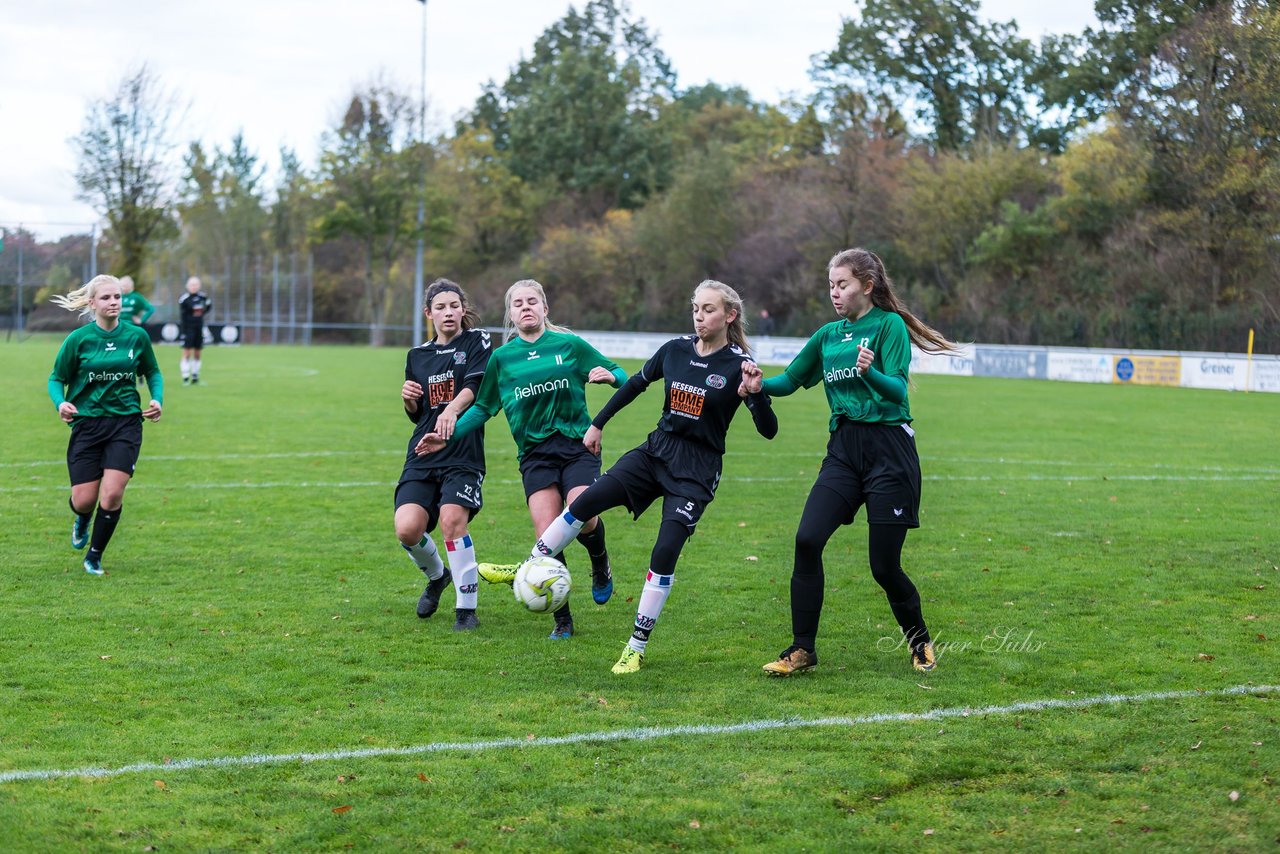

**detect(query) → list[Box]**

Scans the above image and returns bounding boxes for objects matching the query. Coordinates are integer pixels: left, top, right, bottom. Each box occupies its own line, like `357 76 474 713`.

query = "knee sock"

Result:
627 571 674 654
533 510 584 559
193 358 202 378
69 496 92 524
551 554 572 625
576 518 607 559
403 534 445 580
87 505 122 563
445 535 479 610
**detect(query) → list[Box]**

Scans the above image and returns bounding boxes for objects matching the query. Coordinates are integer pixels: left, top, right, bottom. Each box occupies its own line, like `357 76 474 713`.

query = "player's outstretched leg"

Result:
477 562 518 585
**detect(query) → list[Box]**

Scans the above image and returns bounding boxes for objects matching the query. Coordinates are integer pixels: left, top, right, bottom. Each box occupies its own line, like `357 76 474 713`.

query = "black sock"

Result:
576 519 607 558
69 496 91 524
553 602 572 623
88 505 122 561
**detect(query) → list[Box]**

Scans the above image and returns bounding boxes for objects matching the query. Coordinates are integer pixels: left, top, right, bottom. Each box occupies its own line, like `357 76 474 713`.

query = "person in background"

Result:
178 276 211 384
757 308 776 336
119 276 155 326
47 275 163 576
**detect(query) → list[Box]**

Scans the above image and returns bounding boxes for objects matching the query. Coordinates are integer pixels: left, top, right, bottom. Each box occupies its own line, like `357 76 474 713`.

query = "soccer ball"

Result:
513 555 572 612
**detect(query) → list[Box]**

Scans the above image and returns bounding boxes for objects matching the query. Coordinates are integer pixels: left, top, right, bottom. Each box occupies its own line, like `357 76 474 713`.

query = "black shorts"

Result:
182 324 205 349
600 446 711 532
394 468 484 520
67 415 143 486
518 433 601 499
813 420 921 528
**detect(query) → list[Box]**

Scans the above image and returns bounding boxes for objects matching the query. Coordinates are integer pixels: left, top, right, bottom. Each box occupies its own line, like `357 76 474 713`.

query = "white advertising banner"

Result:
573 329 1279 393
1047 351 1115 384
911 344 975 376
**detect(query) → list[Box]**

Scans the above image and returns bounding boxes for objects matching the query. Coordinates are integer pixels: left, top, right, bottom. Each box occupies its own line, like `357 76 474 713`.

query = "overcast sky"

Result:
1 0 1098 241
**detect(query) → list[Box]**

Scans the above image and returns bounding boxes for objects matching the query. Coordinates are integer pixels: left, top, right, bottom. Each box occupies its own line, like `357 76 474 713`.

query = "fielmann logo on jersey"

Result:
514 377 570 399
88 370 136 383
826 336 871 384
670 381 706 418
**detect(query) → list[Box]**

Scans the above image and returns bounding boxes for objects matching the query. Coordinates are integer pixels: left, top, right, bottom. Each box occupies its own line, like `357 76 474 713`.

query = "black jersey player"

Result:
396 279 492 631
178 276 212 384
483 280 777 673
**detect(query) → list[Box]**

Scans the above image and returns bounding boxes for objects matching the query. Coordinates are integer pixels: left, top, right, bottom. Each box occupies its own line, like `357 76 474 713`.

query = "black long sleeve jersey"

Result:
592 335 777 487
399 328 492 481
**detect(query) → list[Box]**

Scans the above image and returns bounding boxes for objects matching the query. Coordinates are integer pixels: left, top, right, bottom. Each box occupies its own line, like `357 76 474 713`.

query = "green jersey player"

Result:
759 249 958 678
47 275 164 576
416 279 628 640
118 276 155 325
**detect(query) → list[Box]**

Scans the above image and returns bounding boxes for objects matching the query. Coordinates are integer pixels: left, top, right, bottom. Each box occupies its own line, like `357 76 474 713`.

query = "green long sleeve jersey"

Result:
48 322 164 422
762 307 912 430
452 329 625 460
121 291 155 325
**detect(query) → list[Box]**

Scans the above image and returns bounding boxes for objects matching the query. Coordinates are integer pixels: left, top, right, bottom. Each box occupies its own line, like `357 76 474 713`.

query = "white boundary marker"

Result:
2 683 1272 785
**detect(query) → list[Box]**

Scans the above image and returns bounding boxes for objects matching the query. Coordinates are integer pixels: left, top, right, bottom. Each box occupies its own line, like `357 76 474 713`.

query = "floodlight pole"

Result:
411 0 429 347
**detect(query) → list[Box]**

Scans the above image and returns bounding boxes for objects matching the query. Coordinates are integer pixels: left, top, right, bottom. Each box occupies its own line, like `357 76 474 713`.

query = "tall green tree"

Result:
820 0 1036 152
469 0 676 216
178 132 269 269
1127 1 1280 309
313 84 422 346
71 65 182 286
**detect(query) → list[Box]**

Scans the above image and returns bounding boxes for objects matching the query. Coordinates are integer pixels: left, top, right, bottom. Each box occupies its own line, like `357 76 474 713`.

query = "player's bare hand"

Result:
414 432 445 456
142 400 162 422
583 425 603 456
57 402 78 423
855 344 875 375
741 361 763 394
587 366 614 384
402 380 424 404
435 409 458 440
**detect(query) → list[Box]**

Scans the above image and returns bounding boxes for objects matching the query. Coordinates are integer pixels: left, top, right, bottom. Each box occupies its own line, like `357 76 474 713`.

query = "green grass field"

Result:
1 337 1277 851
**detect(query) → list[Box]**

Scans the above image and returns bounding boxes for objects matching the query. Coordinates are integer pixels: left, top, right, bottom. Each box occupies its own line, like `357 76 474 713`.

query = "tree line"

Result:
11 0 1277 352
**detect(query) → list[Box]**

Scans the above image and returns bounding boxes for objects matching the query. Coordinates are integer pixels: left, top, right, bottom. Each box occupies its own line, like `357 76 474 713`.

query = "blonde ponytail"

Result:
51 275 119 320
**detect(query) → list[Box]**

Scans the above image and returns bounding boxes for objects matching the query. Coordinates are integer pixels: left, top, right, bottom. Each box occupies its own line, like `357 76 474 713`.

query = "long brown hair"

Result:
828 249 957 353
692 280 751 355
425 278 480 338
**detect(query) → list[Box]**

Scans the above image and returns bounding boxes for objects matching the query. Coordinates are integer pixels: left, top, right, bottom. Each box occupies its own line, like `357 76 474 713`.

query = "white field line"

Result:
1 683 1272 785
3 472 1279 495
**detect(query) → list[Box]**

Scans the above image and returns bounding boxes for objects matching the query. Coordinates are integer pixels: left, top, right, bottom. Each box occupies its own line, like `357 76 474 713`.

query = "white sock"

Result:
532 510 585 559
446 534 479 610
193 358 202 377
180 358 190 379
628 571 674 654
403 534 444 579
